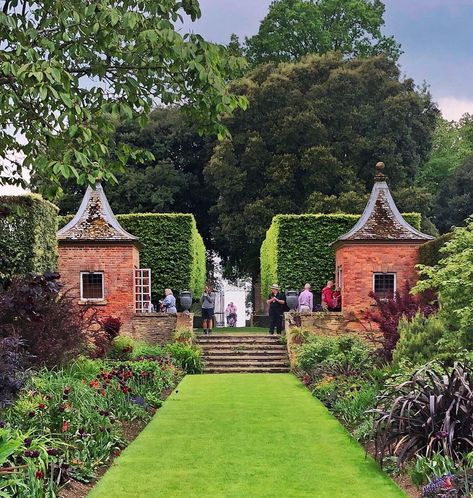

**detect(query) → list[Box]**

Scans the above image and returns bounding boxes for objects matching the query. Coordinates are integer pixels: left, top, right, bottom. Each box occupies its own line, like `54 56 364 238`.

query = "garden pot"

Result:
179 291 193 312
286 290 299 311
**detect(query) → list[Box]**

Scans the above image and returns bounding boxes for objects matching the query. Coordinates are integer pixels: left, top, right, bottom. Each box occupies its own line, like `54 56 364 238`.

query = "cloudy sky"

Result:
180 0 473 121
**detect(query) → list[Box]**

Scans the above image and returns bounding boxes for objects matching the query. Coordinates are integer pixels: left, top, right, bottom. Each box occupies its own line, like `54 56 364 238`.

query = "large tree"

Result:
0 0 246 189
205 54 439 277
242 0 401 66
36 107 217 246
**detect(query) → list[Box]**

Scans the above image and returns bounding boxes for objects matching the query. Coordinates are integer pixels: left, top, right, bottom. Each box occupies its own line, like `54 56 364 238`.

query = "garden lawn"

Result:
88 374 405 498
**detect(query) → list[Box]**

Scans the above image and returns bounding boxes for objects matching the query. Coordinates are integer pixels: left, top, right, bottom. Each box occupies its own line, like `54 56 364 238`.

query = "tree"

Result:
205 54 438 277
243 0 401 66
0 0 247 190
434 156 473 233
417 114 473 194
34 107 217 246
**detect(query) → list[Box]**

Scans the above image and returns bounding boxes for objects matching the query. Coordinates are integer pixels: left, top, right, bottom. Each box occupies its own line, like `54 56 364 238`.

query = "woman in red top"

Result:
321 280 334 310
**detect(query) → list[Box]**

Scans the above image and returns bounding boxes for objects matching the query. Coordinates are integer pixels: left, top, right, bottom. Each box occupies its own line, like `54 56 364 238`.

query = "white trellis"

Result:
134 268 152 313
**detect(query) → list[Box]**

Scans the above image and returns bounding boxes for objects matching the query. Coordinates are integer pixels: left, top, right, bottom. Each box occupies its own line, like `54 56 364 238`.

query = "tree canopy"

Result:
242 0 401 66
0 0 246 190
205 54 438 277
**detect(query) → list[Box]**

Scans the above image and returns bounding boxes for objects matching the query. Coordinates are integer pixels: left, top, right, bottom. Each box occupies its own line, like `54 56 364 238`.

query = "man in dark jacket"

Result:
267 284 285 335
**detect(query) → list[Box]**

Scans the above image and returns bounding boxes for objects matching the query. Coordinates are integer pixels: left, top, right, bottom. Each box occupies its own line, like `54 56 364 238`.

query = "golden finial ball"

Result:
376 162 385 171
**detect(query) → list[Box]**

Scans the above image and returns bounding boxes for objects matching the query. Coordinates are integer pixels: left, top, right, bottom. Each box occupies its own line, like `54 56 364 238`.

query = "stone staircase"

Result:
196 334 290 373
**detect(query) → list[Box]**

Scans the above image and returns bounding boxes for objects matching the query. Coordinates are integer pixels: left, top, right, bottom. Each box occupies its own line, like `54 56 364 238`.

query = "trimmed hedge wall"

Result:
418 232 453 267
0 194 58 281
261 212 422 296
59 213 206 298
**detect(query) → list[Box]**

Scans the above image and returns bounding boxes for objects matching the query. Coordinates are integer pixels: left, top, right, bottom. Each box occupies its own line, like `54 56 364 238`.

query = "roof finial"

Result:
375 161 386 182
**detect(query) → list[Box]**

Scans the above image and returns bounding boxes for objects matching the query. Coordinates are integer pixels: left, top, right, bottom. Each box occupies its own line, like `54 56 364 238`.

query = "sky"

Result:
179 0 473 121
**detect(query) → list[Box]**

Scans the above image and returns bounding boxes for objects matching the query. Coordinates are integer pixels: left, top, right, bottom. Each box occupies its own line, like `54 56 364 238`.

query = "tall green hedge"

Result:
0 194 58 281
59 213 206 298
418 233 453 267
260 212 422 296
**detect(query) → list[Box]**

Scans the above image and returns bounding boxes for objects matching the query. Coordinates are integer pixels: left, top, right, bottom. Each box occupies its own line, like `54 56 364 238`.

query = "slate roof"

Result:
57 183 138 243
335 163 434 244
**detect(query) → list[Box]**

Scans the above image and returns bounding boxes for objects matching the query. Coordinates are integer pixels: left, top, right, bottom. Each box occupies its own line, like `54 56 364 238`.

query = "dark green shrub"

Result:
0 194 58 283
393 313 455 366
261 212 421 295
373 363 473 466
59 213 206 298
418 233 453 267
166 343 203 374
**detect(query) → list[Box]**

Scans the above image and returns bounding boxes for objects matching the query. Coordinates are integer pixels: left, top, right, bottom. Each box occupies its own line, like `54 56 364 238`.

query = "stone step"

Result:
204 355 289 363
204 366 290 374
197 339 283 347
203 350 287 357
205 359 289 368
197 335 281 342
200 344 286 351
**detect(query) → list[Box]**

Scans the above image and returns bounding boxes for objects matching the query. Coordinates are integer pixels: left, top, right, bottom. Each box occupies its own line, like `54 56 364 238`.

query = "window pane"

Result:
374 273 395 298
82 273 103 299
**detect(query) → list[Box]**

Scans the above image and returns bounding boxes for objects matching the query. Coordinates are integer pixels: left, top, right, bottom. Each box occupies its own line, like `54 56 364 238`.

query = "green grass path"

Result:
88 374 405 498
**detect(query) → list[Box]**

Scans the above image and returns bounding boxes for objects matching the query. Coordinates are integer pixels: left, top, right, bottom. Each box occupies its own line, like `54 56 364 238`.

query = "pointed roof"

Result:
334 162 434 245
57 183 138 243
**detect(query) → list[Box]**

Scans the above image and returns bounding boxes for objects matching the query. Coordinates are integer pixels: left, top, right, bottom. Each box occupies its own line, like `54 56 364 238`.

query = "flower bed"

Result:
0 338 202 497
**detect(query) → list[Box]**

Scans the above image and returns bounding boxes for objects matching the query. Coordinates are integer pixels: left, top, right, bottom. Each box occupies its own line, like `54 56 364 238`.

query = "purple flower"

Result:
0 419 6 428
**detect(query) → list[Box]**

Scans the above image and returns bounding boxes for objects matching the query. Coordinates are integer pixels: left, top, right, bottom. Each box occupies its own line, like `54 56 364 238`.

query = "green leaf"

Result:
60 93 73 108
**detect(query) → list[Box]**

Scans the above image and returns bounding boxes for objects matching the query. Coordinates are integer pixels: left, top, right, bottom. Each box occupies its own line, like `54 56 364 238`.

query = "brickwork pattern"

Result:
58 242 139 332
335 243 422 317
130 313 194 345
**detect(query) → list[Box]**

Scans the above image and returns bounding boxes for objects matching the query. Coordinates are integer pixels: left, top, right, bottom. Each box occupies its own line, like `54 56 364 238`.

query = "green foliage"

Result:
434 155 473 233
393 314 451 366
418 233 453 267
108 336 135 361
172 328 196 344
331 383 379 428
261 212 421 295
243 0 401 65
0 0 247 190
0 194 58 281
409 453 457 486
165 343 203 374
207 53 437 276
415 217 473 348
59 212 206 298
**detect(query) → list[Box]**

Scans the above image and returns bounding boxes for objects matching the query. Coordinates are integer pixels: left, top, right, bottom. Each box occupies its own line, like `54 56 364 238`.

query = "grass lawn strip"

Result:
88 374 405 498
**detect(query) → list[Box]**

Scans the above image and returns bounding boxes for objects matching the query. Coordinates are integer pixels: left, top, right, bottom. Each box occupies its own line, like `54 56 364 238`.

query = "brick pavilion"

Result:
57 183 151 332
332 162 434 317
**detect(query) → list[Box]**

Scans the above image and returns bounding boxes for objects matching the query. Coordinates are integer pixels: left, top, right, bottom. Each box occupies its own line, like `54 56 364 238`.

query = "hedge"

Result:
59 213 206 298
418 232 453 267
0 194 58 281
260 212 422 297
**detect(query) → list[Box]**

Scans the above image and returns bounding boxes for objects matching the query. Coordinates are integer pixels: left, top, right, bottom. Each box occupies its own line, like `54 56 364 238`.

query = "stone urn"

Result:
285 290 299 311
179 291 193 312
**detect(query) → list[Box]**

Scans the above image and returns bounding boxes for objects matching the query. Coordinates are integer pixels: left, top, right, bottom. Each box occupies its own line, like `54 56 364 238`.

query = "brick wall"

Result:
58 242 140 332
130 313 194 345
335 242 423 317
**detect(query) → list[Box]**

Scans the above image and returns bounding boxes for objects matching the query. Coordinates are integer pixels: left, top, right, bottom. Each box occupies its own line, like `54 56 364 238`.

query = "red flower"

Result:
61 421 69 432
37 403 46 410
89 379 100 389
35 470 44 479
98 389 106 397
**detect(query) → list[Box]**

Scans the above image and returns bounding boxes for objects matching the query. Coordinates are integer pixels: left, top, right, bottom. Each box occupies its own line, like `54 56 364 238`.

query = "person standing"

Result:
160 288 177 314
267 284 285 335
201 285 216 335
298 283 313 313
321 280 334 310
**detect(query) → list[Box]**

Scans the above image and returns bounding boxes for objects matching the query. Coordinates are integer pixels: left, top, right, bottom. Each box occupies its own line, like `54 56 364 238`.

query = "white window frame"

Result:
337 266 343 288
80 271 105 301
372 272 396 298
134 268 152 313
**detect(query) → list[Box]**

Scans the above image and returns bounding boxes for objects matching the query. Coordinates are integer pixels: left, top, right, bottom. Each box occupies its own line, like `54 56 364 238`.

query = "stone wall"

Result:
130 312 194 345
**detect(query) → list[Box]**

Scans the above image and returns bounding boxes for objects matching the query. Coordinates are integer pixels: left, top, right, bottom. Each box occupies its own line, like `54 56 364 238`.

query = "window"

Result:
134 269 152 312
373 273 396 299
80 272 104 300
337 266 343 288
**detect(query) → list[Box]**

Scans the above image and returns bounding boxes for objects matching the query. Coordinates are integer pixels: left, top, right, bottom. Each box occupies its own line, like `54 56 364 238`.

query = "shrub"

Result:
107 336 135 360
373 363 473 466
0 272 87 367
409 453 457 486
393 313 455 366
297 337 338 372
172 328 196 344
415 217 473 349
288 327 311 345
0 337 28 408
332 383 379 428
166 343 203 374
60 213 206 298
261 212 421 296
0 194 58 284
365 281 437 362
418 233 453 268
